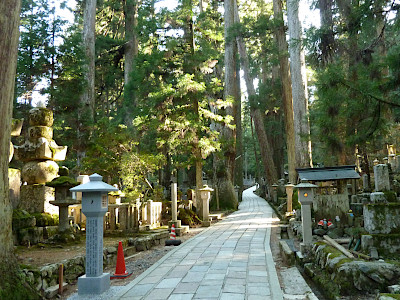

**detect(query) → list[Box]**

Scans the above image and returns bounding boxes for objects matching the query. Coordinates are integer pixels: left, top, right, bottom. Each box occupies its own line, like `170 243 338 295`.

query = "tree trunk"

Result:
234 2 278 187
0 2 38 297
124 0 138 91
77 0 97 167
273 0 296 183
287 0 312 169
319 0 334 65
214 0 238 209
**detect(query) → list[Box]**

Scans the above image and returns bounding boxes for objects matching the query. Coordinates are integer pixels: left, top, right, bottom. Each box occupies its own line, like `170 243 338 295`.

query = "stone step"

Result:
44 282 68 299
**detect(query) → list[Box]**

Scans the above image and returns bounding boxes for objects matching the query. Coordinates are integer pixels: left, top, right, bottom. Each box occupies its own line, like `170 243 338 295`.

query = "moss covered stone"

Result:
29 107 53 127
46 176 78 187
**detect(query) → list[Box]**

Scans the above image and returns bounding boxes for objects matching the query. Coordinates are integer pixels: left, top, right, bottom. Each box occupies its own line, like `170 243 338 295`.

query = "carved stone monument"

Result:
15 107 67 214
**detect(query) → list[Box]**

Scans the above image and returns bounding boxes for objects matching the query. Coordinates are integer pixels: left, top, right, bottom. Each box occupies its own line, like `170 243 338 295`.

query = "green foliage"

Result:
31 213 59 226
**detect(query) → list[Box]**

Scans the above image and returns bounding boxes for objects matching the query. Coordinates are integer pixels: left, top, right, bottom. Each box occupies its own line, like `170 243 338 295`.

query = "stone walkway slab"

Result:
112 187 284 300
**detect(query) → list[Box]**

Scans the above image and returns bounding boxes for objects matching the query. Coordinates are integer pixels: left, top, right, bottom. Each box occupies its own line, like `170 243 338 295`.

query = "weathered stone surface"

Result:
15 140 67 162
28 126 53 140
370 192 387 203
19 185 55 214
364 203 400 234
313 228 326 236
22 160 59 184
327 228 344 239
361 234 400 256
11 118 24 136
9 168 21 209
313 193 350 224
388 285 400 293
374 164 390 192
29 107 53 126
311 242 400 296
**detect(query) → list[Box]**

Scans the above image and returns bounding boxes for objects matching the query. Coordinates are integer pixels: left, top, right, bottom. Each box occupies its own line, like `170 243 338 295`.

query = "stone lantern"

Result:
70 173 118 295
295 180 317 252
199 185 214 227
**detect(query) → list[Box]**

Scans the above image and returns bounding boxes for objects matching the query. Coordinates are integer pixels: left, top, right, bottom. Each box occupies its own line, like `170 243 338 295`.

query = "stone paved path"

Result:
112 186 284 300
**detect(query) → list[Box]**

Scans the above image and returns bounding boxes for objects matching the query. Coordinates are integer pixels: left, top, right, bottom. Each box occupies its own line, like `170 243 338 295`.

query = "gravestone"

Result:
373 164 390 191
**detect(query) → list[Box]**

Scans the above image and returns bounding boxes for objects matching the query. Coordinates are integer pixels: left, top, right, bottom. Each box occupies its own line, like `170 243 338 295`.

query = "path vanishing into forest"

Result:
111 186 284 300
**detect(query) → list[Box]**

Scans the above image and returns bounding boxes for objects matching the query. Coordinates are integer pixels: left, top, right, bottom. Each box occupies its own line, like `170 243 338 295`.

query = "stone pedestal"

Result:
20 185 56 214
374 164 390 191
50 199 80 232
78 273 110 295
300 203 313 245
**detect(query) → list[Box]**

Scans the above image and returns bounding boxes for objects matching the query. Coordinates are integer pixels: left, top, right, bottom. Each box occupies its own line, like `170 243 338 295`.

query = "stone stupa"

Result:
15 105 68 214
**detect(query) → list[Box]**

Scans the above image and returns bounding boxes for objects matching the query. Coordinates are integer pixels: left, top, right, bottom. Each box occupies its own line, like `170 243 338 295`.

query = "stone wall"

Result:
313 193 349 222
21 231 169 299
361 234 400 257
363 203 400 234
305 242 400 298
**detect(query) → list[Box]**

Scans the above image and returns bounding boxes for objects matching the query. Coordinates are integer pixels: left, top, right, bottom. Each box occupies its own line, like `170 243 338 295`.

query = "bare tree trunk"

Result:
234 2 278 187
234 48 243 201
0 2 37 297
124 0 138 90
287 0 312 169
319 0 334 65
77 0 96 166
273 0 296 183
214 0 238 209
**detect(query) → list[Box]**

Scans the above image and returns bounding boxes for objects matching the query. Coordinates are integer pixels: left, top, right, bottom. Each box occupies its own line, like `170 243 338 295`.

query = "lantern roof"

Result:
70 173 118 193
295 180 318 189
199 185 214 192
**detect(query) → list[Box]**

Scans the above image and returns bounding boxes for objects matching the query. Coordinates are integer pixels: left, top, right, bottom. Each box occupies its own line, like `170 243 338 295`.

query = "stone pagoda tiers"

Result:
15 107 67 214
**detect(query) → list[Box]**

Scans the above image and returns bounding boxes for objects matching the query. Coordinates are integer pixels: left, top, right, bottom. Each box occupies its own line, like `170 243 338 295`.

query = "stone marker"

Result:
373 164 390 191
362 174 369 191
169 183 181 229
70 173 118 295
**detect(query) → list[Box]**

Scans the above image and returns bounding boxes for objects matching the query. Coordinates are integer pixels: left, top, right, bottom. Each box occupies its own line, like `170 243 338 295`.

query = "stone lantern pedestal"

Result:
199 185 214 227
70 173 118 295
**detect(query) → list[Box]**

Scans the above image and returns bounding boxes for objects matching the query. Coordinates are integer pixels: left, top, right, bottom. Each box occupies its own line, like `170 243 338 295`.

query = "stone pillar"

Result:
389 154 396 169
147 200 153 226
362 174 370 191
108 205 117 230
199 186 214 227
119 204 129 230
169 183 181 228
285 183 295 213
374 164 390 191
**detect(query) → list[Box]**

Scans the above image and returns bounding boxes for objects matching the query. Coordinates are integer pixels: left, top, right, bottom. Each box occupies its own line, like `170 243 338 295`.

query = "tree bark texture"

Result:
273 0 296 183
287 0 312 169
319 0 335 65
77 0 96 166
124 0 139 93
0 2 37 297
214 0 238 209
0 0 20 264
234 2 278 187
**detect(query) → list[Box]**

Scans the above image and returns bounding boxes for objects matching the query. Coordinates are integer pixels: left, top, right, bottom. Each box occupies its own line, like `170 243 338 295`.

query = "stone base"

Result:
300 242 312 255
168 220 182 229
19 185 56 214
175 225 189 236
78 273 110 295
202 221 211 227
